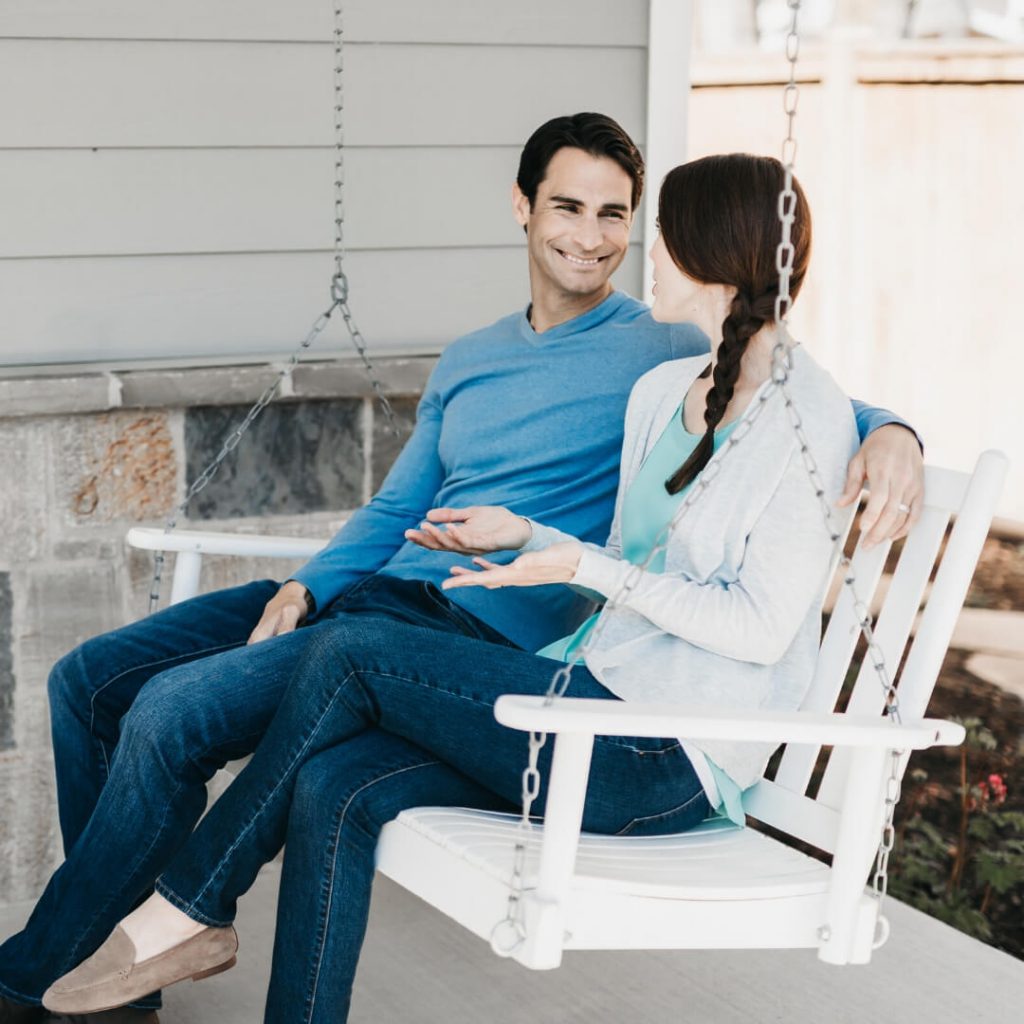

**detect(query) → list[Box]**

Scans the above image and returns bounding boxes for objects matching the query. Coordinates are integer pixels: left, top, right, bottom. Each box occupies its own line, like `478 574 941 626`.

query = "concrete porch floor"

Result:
3 862 1023 1023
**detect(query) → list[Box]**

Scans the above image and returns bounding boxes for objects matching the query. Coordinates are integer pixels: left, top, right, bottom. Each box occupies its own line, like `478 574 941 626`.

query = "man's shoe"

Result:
54 1011 159 1023
42 925 236 1015
0 994 47 1022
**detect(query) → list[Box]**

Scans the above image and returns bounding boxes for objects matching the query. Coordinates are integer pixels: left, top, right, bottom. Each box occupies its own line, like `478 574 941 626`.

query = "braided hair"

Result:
659 155 812 495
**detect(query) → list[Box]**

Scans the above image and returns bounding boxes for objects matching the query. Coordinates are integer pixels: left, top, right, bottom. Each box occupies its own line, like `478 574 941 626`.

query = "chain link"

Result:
147 0 397 613
331 1 398 433
492 0 903 958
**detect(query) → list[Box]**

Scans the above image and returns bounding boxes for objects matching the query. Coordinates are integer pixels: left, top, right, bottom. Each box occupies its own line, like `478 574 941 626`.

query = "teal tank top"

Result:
536 402 745 825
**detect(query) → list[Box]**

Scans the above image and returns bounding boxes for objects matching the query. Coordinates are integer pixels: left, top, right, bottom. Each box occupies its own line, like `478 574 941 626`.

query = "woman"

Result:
43 154 857 1021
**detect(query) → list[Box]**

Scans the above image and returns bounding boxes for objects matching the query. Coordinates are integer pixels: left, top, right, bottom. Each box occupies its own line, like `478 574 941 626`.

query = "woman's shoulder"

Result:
785 346 856 426
628 355 709 409
774 346 859 471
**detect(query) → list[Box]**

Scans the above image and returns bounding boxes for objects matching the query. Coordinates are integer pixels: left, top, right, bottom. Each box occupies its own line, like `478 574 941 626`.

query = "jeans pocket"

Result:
614 788 711 837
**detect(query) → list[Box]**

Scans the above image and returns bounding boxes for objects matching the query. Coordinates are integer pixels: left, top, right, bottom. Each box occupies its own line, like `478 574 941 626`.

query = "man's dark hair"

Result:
516 113 645 211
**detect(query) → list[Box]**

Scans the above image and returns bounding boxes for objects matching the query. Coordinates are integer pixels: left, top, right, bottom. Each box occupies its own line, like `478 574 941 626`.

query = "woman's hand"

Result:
404 506 533 555
441 542 583 590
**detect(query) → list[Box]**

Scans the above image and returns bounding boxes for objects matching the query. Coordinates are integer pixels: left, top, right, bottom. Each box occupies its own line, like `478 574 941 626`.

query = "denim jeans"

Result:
155 576 709 1023
0 573 517 1010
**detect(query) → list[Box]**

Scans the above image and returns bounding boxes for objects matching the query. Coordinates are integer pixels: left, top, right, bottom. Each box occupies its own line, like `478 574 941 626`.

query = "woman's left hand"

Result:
441 542 584 590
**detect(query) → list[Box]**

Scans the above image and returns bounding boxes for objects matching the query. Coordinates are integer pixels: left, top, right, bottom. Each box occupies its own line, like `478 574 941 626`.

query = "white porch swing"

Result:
126 0 1007 973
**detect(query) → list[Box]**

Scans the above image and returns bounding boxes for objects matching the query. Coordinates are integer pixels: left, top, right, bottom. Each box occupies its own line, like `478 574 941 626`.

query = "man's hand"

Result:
441 542 583 590
837 424 924 549
404 506 533 555
248 580 310 645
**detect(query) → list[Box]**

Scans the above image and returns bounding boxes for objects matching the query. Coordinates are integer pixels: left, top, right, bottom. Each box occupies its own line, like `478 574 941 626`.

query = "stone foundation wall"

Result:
0 357 430 904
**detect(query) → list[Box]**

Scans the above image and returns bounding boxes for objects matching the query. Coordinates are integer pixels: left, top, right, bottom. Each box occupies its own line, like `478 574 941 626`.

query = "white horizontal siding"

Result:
0 246 646 365
1 148 529 257
0 2 653 367
0 41 647 149
0 0 648 46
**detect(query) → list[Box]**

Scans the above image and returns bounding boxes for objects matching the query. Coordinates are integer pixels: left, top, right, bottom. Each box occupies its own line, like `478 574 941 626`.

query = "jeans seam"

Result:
613 787 709 836
170 672 364 917
155 879 230 929
305 758 441 1023
421 584 476 633
62 726 266 969
0 976 42 1006
60 770 185 970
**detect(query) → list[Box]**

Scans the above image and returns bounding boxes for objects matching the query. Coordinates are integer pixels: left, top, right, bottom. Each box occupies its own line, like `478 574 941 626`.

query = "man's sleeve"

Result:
851 399 922 448
289 377 447 615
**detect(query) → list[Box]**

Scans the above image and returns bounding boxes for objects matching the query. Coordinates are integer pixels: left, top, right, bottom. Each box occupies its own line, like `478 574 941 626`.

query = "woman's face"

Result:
649 232 704 323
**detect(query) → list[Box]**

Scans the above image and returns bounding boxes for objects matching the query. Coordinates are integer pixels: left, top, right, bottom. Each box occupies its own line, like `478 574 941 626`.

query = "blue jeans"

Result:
154 577 710 1023
0 574 518 1010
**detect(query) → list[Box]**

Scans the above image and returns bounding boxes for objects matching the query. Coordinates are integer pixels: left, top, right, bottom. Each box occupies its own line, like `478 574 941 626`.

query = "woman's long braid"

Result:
665 288 775 494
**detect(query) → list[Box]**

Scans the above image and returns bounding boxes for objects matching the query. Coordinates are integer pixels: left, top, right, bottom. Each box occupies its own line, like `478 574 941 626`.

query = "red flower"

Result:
987 773 1008 804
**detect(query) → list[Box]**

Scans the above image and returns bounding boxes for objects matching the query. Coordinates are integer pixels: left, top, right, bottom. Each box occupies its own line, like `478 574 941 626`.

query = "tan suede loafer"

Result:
42 925 237 1015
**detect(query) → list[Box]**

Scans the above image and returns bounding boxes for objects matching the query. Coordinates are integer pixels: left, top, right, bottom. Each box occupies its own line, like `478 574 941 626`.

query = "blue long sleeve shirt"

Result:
291 291 907 652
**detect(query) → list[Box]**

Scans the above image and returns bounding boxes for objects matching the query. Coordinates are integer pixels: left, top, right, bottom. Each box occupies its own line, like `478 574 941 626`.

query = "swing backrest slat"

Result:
748 452 1007 848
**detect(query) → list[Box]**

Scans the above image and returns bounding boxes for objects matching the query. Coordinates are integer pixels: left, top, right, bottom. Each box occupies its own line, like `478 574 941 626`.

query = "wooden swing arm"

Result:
494 696 964 749
127 527 330 604
494 695 965 966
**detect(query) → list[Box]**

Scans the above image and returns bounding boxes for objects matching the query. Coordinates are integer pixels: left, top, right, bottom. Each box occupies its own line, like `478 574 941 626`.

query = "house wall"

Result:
0 0 657 906
0 0 650 366
688 40 1024 520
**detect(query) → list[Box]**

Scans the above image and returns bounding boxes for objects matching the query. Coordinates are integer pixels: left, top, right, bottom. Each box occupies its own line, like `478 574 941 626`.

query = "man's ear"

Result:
511 182 531 232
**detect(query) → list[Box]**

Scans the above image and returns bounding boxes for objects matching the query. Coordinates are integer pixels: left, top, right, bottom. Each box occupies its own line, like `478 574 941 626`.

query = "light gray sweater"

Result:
523 347 859 789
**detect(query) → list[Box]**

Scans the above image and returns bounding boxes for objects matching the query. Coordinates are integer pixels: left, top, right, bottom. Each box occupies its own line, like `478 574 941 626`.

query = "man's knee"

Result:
48 644 93 722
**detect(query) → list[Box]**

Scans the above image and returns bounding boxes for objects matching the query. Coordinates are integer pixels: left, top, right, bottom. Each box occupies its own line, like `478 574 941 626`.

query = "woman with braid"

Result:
45 153 858 1022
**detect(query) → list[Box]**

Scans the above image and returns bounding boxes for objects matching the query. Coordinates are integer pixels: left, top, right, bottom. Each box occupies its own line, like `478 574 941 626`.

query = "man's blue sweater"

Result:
292 291 895 652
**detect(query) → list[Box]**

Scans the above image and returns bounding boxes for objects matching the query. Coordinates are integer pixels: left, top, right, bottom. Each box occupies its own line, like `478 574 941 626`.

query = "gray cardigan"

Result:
523 347 859 788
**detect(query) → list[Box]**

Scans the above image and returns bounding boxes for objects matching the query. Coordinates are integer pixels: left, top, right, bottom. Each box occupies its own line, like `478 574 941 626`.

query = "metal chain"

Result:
331 1 398 432
492 0 903 958
147 0 397 613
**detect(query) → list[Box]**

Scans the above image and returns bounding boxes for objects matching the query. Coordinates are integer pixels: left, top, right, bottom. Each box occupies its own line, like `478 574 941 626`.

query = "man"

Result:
0 113 922 1024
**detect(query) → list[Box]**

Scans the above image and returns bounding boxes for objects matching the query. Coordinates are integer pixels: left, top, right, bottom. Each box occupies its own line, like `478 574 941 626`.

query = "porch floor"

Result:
3 862 1023 1022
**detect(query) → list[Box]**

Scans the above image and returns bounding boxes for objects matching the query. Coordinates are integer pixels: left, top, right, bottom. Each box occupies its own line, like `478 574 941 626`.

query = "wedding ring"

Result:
897 502 911 514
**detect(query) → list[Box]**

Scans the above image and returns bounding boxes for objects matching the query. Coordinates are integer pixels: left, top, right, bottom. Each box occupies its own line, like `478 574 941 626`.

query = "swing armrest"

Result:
126 527 329 559
494 696 965 750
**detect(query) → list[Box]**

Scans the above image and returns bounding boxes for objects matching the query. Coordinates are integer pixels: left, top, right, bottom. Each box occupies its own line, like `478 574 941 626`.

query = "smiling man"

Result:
512 144 635 331
1 113 923 1024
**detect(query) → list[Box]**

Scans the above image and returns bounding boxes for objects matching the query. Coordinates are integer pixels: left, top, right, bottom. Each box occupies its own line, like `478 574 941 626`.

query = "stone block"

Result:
371 396 419 494
185 400 364 519
51 536 124 563
118 365 284 410
14 563 123 754
0 373 115 418
0 750 60 903
53 411 178 526
0 419 49 564
0 574 12 752
291 355 435 400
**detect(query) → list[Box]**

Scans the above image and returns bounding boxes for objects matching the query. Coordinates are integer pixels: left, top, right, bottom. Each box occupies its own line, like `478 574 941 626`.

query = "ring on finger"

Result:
897 502 912 514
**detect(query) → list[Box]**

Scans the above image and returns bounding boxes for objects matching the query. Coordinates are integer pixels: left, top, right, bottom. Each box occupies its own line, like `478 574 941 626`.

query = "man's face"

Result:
512 147 634 303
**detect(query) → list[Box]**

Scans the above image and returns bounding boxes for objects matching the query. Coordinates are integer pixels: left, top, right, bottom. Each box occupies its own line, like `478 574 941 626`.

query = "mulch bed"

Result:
888 536 1024 958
